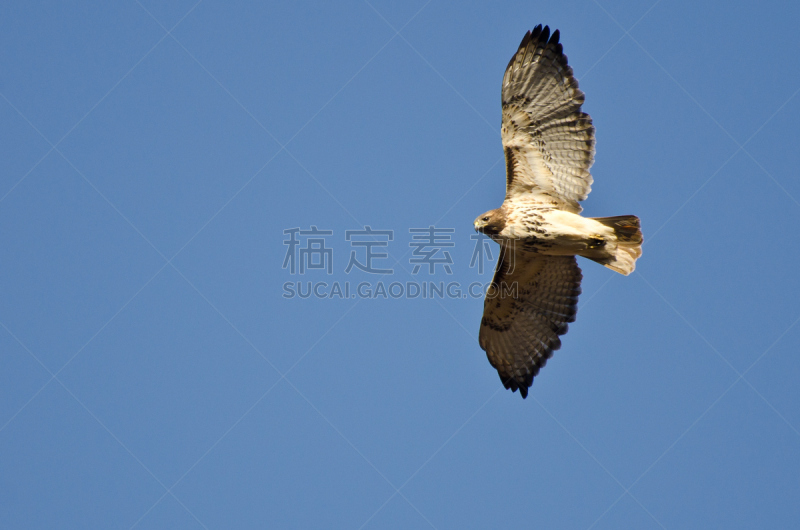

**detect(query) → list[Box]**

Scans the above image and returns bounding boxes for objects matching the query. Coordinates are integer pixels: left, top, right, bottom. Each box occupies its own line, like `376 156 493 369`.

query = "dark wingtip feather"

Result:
500 374 533 399
524 24 562 47
540 25 550 43
507 24 564 73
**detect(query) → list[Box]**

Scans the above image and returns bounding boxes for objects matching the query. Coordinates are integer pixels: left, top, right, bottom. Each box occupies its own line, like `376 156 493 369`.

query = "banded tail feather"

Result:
587 215 642 275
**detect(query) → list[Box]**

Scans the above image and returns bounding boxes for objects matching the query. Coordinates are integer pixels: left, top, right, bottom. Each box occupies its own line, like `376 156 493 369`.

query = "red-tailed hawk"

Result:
475 25 642 398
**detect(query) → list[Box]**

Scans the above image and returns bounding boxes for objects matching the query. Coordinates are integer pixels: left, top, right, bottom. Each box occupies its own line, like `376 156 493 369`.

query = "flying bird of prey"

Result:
474 25 642 398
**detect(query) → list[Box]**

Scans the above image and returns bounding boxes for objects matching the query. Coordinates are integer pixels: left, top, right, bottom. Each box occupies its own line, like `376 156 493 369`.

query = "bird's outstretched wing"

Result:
502 25 595 213
479 244 582 397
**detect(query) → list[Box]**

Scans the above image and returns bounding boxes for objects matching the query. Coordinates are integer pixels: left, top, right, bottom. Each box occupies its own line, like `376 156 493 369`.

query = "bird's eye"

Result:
482 216 490 222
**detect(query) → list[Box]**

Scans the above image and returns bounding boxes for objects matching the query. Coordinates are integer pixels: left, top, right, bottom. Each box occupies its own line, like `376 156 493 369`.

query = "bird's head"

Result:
474 209 505 237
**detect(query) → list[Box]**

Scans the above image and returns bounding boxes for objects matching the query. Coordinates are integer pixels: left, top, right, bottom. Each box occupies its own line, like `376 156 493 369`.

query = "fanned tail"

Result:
587 215 642 275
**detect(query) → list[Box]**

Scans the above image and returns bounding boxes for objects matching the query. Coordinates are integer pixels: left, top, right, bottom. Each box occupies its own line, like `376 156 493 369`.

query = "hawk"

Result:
474 25 642 398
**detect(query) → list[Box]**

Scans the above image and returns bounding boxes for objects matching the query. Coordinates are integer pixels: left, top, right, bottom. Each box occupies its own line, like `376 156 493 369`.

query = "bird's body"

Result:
483 203 606 253
474 25 642 398
479 202 640 271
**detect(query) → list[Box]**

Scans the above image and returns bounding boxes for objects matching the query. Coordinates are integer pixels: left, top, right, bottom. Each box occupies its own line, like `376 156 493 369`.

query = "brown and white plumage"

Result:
501 25 595 213
474 25 642 398
479 249 581 398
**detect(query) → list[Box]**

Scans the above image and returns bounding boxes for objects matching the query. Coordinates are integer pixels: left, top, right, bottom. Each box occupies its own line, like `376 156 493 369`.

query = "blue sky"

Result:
2 0 800 528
